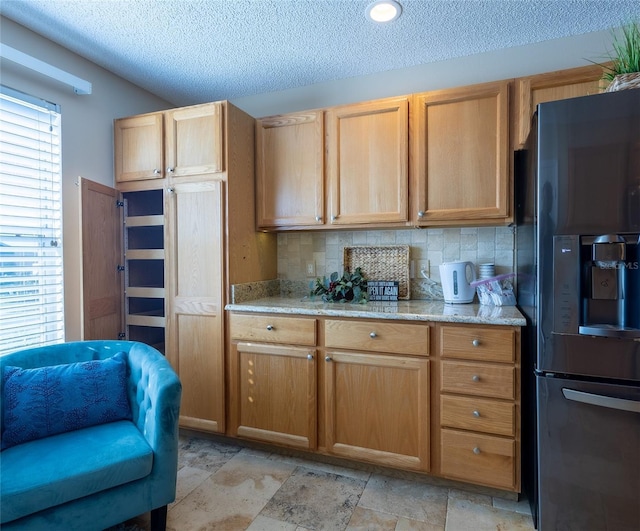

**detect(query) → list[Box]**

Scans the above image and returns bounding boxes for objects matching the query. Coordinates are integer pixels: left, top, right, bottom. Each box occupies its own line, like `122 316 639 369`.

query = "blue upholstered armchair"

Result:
0 340 182 531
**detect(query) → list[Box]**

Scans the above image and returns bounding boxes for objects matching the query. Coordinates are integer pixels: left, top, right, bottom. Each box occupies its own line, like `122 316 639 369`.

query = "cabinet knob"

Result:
307 354 314 360
153 169 161 175
325 356 332 362
331 215 337 221
167 187 175 194
369 331 377 338
167 167 175 173
472 339 480 347
315 216 322 222
472 375 480 382
417 210 425 218
266 324 274 331
473 447 481 455
473 410 481 417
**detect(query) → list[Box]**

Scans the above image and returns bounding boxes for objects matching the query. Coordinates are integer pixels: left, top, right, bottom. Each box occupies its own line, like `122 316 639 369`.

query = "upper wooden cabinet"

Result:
115 102 224 183
114 113 163 183
256 111 324 227
412 80 511 226
326 97 409 226
255 96 409 230
514 64 606 148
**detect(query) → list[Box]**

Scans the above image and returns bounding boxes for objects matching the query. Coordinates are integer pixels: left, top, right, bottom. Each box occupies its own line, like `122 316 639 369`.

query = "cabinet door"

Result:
166 180 225 432
514 64 605 148
80 178 123 339
114 113 163 182
256 111 324 228
327 97 409 225
165 102 224 179
231 342 317 449
412 81 509 224
324 351 429 471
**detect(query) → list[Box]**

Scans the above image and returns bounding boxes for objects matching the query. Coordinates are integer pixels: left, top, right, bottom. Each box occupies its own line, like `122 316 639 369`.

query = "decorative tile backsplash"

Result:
276 226 515 299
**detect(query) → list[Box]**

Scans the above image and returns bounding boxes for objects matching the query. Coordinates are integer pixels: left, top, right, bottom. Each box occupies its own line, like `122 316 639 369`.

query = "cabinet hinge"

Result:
118 332 126 340
116 200 124 208
117 265 125 272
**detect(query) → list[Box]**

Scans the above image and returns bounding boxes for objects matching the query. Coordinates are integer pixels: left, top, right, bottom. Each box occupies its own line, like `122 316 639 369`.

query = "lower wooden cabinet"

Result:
227 312 520 492
324 350 430 471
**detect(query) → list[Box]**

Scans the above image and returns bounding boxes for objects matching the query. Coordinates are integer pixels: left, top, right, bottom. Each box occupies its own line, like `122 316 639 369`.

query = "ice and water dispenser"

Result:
579 233 640 337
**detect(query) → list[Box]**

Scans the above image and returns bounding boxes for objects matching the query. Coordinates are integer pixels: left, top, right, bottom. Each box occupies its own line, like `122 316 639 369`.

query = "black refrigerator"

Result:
516 88 640 530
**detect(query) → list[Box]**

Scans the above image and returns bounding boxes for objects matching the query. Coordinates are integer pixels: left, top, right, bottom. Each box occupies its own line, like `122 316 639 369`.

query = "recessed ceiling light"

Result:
365 0 402 23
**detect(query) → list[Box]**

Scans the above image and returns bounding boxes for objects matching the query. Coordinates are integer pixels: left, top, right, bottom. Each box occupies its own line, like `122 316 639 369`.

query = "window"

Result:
0 86 64 355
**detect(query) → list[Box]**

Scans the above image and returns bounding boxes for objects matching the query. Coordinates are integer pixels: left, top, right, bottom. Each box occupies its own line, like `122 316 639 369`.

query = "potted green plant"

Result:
602 20 640 92
310 267 368 303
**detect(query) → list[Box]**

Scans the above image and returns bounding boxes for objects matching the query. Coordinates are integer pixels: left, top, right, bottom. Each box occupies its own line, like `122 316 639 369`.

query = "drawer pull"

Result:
473 447 481 455
472 410 481 417
266 325 274 331
307 354 313 360
472 375 480 382
369 331 377 338
472 339 480 347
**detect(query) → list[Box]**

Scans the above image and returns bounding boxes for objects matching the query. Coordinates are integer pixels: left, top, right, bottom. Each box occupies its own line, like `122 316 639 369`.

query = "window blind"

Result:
0 86 64 355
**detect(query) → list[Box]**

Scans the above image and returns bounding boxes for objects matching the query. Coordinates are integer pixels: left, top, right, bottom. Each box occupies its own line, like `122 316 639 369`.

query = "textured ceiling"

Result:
2 0 639 107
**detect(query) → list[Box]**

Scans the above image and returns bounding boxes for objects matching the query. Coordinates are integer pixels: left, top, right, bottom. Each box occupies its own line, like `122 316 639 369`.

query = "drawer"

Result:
324 319 430 356
441 395 515 437
440 429 516 490
441 361 515 400
230 313 316 345
441 326 515 363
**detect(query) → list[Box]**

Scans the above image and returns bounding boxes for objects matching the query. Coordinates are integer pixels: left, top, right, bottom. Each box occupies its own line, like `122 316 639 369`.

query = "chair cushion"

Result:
2 352 131 449
0 420 153 524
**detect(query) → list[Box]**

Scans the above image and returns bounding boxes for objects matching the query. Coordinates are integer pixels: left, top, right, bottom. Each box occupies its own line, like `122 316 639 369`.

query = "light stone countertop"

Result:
225 296 526 326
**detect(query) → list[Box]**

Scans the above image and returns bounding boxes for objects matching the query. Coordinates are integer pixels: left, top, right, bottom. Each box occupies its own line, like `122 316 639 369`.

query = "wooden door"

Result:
231 342 317 449
80 178 123 339
514 64 606 148
164 102 224 179
412 81 510 224
324 350 430 471
326 97 409 225
165 179 225 432
114 113 163 182
255 110 324 228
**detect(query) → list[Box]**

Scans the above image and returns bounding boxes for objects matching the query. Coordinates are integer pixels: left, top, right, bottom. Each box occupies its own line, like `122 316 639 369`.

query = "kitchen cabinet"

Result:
84 100 277 434
323 318 430 471
436 323 520 491
255 96 409 230
114 102 224 183
256 110 324 227
412 80 511 226
514 64 606 148
228 314 317 449
326 97 409 226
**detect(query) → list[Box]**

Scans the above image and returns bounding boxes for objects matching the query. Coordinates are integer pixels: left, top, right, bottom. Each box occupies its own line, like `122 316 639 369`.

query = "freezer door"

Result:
537 375 640 531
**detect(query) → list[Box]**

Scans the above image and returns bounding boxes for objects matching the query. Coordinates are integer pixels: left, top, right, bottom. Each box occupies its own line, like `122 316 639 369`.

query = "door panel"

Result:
80 178 123 340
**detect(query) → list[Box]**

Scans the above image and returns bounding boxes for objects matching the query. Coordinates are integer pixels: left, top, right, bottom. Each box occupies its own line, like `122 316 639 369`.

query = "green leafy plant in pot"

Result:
310 267 368 303
601 20 640 92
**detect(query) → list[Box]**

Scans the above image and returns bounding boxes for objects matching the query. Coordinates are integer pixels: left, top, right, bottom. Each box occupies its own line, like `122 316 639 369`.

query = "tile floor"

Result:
132 434 535 531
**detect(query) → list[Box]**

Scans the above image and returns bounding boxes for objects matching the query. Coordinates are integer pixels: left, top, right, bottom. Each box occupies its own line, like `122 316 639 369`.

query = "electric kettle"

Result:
439 261 476 303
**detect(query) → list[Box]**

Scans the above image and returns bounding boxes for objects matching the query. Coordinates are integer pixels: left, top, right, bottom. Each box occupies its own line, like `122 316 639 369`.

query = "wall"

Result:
276 226 514 299
0 17 173 341
232 30 613 118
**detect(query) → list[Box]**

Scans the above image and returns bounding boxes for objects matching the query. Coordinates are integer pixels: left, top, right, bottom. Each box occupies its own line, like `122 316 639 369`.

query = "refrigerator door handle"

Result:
562 388 640 414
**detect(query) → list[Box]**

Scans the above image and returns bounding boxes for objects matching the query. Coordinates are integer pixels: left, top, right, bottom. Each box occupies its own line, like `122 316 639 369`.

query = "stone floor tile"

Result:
171 466 211 507
178 436 242 472
169 453 296 529
445 498 534 531
357 474 448 526
395 517 445 531
448 488 492 506
246 514 299 530
492 495 533 516
345 506 398 530
269 453 371 482
260 466 367 531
